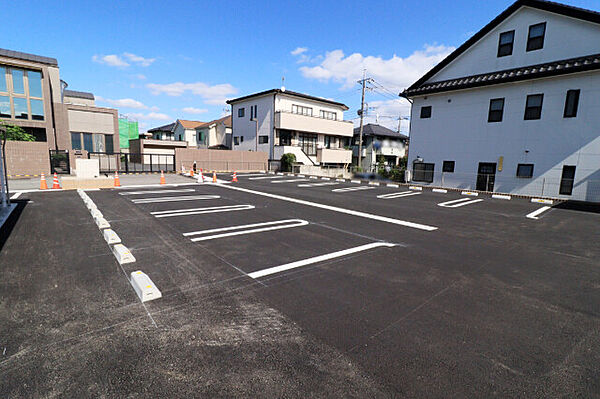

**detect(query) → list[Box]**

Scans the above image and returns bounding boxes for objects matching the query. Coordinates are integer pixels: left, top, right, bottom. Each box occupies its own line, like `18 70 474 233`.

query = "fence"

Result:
49 150 70 174
175 148 268 172
410 171 600 202
88 152 175 173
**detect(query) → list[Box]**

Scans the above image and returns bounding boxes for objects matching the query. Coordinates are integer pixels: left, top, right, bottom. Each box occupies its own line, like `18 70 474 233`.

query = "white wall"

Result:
231 94 274 156
275 94 345 120
68 109 115 133
431 7 600 82
174 123 197 146
408 71 600 201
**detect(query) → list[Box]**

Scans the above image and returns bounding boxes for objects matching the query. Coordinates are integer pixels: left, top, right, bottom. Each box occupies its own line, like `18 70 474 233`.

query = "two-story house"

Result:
352 123 408 170
173 119 203 146
226 88 354 169
194 115 232 149
402 0 600 202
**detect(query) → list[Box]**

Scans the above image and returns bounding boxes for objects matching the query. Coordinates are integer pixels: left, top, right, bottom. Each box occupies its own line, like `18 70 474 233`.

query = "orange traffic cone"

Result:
232 171 238 183
114 171 121 187
160 170 166 185
51 172 61 189
39 173 48 190
212 171 217 183
190 169 194 178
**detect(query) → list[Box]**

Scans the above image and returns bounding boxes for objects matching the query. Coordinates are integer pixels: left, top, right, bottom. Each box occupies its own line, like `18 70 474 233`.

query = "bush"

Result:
0 122 35 141
280 153 296 172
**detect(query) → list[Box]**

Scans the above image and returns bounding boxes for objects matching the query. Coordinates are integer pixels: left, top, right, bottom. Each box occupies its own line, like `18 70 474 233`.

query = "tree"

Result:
280 153 296 172
0 122 35 141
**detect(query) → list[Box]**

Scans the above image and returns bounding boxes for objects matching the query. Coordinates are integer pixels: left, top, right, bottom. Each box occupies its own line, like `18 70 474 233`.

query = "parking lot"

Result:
1 172 599 397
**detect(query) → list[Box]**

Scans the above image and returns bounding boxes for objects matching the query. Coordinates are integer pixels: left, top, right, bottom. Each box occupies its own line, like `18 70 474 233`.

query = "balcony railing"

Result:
275 111 354 137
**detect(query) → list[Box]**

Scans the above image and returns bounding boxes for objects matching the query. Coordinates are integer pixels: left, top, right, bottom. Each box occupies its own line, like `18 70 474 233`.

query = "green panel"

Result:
128 121 138 140
118 118 130 149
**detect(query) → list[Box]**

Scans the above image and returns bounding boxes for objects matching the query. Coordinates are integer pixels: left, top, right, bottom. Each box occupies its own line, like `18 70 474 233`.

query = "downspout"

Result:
399 90 413 183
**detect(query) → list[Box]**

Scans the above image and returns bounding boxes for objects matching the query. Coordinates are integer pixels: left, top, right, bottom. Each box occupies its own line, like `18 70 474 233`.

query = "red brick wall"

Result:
5 141 50 177
175 148 268 172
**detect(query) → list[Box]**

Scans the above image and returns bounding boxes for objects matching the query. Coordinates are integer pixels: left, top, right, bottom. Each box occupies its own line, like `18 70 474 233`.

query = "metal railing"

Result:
88 152 175 174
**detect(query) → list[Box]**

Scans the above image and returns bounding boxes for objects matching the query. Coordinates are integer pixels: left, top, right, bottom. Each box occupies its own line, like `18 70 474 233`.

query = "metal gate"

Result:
49 150 70 174
88 152 175 174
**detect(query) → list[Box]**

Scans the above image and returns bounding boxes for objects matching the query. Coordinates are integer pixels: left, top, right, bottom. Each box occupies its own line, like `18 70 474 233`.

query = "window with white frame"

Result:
320 110 336 120
292 104 312 116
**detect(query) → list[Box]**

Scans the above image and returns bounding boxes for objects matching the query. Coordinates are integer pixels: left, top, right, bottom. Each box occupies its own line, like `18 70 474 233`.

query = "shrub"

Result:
280 153 296 172
0 122 35 141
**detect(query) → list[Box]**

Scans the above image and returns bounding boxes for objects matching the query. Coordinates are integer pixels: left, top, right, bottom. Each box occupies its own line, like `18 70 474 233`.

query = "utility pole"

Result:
357 70 373 170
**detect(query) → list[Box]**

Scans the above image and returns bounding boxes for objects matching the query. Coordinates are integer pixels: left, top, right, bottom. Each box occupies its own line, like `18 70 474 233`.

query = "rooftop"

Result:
148 122 176 133
353 124 408 140
195 115 232 130
63 90 95 100
0 48 58 66
226 88 349 110
177 119 205 129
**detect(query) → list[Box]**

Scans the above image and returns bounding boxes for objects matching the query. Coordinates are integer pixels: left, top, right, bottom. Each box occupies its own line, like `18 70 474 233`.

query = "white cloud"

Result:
291 47 308 56
95 96 154 110
134 74 147 80
146 82 238 105
299 44 455 90
182 107 208 114
92 54 129 68
127 112 171 121
123 52 156 67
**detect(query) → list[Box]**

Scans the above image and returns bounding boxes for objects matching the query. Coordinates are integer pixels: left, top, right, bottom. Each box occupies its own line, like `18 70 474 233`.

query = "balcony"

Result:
275 111 353 137
317 148 352 164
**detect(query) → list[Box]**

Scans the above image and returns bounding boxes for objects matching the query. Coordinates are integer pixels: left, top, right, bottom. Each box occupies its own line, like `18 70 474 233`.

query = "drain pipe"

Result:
0 125 8 208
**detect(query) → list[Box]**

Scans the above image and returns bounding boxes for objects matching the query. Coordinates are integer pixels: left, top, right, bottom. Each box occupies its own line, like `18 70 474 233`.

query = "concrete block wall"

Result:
5 141 50 177
175 148 268 172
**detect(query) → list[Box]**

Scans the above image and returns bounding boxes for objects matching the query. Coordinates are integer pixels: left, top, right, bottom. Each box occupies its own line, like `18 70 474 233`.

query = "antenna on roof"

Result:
281 76 285 92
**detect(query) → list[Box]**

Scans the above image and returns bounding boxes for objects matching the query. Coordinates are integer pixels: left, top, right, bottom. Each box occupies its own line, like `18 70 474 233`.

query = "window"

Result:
563 89 580 118
238 107 245 117
527 22 546 51
233 136 240 145
105 135 114 154
442 161 455 173
13 97 28 119
83 133 93 152
11 69 25 94
339 137 349 148
292 104 313 116
279 130 292 145
0 67 6 92
71 132 82 150
524 94 543 120
497 30 515 57
516 163 534 178
324 135 331 148
488 98 505 122
30 99 44 120
320 110 336 120
240 136 244 142
250 105 257 119
28 71 42 98
0 95 9 118
197 131 205 144
413 162 434 183
298 133 317 155
420 106 432 119
258 135 268 144
559 165 576 195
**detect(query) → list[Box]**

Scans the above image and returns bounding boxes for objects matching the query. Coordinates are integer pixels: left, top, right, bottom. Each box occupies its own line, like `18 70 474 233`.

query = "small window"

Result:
292 104 313 116
497 30 514 57
105 135 114 154
442 161 455 173
233 136 240 145
71 132 82 150
30 99 44 120
413 162 434 183
250 105 257 119
0 67 7 92
83 133 93 152
516 163 534 178
0 95 10 118
11 69 25 94
527 22 546 52
420 106 432 119
563 89 580 118
238 107 245 117
13 97 28 119
320 110 336 120
324 135 331 148
488 98 505 122
559 165 576 195
258 135 268 144
28 71 43 98
524 94 543 120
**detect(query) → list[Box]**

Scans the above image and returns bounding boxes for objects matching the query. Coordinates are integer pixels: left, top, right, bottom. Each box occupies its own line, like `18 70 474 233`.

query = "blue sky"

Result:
2 0 598 132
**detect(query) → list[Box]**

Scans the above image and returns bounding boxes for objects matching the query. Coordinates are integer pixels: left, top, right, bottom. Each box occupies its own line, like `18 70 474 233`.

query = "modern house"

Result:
0 48 119 157
402 0 600 202
148 122 176 141
226 88 354 169
195 115 232 149
352 123 408 170
173 119 203 146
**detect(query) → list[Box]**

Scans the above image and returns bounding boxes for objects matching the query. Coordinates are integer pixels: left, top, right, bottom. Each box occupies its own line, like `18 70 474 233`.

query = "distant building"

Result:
226 88 354 169
352 123 408 170
195 115 232 149
173 119 204 146
148 122 176 141
402 0 600 202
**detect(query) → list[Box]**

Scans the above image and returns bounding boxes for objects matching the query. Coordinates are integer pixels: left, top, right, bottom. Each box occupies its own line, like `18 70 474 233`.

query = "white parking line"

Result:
350 180 361 184
10 192 22 199
217 184 438 231
526 206 551 220
151 204 255 218
248 242 396 279
377 191 422 199
249 176 285 180
184 219 309 242
119 189 196 195
271 179 309 184
332 186 375 193
233 173 267 177
298 182 339 187
131 195 220 204
438 197 483 208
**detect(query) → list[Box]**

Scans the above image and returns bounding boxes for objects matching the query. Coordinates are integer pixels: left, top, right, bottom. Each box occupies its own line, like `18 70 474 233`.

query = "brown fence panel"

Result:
175 148 268 172
5 141 51 177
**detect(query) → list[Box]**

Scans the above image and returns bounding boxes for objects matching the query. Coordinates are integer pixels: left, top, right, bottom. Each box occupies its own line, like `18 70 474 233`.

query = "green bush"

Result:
0 122 35 141
280 153 296 172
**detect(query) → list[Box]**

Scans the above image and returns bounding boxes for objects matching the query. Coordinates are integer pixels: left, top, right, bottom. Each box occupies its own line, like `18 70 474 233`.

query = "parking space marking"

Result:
119 189 196 195
10 192 22 199
248 242 396 279
249 176 285 180
236 173 267 177
298 182 339 187
377 191 422 199
438 197 484 208
183 219 309 242
332 186 375 193
151 204 255 218
218 184 438 231
131 195 220 204
271 179 309 184
526 206 551 220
